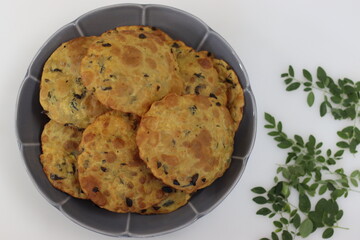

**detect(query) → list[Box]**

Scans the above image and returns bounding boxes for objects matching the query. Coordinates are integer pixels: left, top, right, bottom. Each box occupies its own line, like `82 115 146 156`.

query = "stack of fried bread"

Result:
39 26 244 214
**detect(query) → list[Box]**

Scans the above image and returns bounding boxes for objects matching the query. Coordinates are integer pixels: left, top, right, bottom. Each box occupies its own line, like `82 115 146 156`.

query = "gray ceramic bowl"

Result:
15 4 257 237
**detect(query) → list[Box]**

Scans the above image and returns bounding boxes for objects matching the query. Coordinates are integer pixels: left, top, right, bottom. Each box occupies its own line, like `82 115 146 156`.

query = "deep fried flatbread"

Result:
40 120 86 199
80 28 183 116
78 111 169 212
137 94 235 193
40 36 108 128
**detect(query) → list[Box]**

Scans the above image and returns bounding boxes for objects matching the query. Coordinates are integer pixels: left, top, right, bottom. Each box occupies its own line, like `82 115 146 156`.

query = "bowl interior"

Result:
16 4 256 237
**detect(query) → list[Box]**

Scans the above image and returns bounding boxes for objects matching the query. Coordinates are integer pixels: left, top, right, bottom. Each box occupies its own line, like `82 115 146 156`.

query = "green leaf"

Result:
337 141 349 148
288 65 294 77
271 232 279 240
330 95 342 104
337 131 349 139
278 141 293 149
260 238 270 240
355 127 360 141
317 66 327 82
281 230 293 240
322 228 334 239
253 196 268 204
284 78 293 84
291 214 301 229
319 185 327 195
265 112 276 125
331 189 345 200
351 170 360 178
303 69 312 81
307 92 315 107
299 194 311 212
281 73 289 78
273 221 283 228
334 150 344 157
351 178 358 187
320 101 327 117
280 217 289 225
286 82 301 91
294 135 304 146
299 219 313 238
251 187 266 194
257 207 272 216
268 131 279 136
336 210 344 220
349 139 358 153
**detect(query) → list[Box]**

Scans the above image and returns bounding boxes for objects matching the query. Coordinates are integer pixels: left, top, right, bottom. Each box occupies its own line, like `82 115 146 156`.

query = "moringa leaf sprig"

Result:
253 113 360 240
281 66 360 153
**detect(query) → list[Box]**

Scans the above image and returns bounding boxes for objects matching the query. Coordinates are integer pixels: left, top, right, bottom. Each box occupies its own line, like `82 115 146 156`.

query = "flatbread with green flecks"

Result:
80 28 183 116
136 94 235 193
40 120 87 199
78 111 170 212
40 36 109 129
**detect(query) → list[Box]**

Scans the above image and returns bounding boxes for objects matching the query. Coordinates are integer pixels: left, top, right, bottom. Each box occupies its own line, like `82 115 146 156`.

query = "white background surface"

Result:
1 0 360 239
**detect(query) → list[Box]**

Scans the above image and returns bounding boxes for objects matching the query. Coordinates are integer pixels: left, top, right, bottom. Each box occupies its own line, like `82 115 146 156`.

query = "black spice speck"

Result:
92 187 99 192
70 99 79 111
52 68 62 72
152 206 161 210
194 73 204 79
190 173 199 186
225 78 234 84
171 42 180 48
209 93 217 99
216 102 222 106
201 178 206 182
163 200 174 207
50 173 64 180
101 86 112 91
126 197 133 207
100 167 107 172
102 43 112 47
157 162 162 168
162 186 173 193
189 105 197 115
194 85 205 95
139 33 147 39
173 179 180 185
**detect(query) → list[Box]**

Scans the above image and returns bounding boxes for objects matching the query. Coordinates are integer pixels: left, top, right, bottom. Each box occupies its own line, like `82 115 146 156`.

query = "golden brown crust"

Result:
40 120 87 199
80 28 183 116
136 94 235 193
40 36 109 129
212 59 245 129
78 111 169 212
